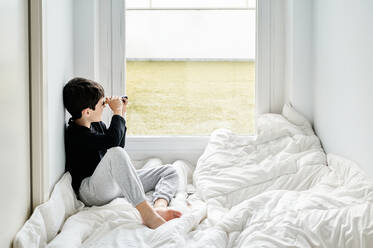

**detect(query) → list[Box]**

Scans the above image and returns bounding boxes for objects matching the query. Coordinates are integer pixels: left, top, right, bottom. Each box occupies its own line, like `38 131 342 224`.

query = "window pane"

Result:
126 61 255 135
125 10 256 135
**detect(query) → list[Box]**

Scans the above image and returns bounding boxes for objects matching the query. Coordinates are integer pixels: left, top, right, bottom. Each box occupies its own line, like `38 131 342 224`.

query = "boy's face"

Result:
88 97 106 122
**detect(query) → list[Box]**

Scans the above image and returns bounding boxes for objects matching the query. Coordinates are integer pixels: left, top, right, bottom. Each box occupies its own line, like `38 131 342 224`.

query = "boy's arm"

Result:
118 123 127 148
76 115 126 151
100 116 127 148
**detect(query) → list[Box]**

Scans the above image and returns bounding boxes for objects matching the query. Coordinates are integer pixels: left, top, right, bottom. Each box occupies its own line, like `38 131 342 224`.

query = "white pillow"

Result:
13 172 84 248
281 103 314 135
282 103 312 128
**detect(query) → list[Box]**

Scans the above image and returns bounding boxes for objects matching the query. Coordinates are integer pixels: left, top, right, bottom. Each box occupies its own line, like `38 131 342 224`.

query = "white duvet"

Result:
14 104 373 248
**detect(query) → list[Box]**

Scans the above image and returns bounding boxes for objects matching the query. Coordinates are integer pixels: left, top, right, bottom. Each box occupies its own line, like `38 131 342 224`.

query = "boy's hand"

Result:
106 96 123 116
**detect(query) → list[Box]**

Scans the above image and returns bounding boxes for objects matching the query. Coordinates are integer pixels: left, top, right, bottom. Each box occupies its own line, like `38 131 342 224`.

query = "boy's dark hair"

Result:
63 77 105 120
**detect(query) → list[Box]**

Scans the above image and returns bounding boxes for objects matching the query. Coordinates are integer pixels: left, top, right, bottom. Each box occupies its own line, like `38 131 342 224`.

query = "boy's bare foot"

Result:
136 200 166 229
142 211 166 229
155 208 182 221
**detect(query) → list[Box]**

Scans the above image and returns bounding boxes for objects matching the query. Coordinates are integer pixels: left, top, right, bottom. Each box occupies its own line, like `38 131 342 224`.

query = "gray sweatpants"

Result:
78 147 179 207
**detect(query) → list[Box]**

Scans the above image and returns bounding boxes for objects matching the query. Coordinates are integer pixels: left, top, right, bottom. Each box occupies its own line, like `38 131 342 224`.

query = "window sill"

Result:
126 135 257 165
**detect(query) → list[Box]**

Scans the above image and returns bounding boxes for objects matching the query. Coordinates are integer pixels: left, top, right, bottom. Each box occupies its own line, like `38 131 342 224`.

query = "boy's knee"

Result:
165 166 179 179
107 146 128 160
108 146 123 152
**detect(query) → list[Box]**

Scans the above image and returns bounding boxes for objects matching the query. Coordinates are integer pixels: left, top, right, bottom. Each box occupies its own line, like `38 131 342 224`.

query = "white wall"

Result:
46 0 74 192
313 0 373 178
126 10 255 60
0 0 31 247
285 0 373 178
284 0 314 122
74 0 97 79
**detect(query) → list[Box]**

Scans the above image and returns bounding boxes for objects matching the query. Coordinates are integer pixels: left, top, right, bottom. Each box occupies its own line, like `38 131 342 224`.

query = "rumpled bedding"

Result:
14 104 373 248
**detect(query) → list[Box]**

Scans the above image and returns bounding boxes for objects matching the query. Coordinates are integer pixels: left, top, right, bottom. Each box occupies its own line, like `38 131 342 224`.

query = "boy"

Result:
63 77 182 229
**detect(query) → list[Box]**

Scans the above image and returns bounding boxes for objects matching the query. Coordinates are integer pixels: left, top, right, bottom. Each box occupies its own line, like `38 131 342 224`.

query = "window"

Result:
125 1 256 136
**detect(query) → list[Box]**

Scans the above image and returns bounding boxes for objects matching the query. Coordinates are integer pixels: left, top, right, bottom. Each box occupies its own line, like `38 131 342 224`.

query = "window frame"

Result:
30 0 49 209
120 0 285 164
121 0 261 164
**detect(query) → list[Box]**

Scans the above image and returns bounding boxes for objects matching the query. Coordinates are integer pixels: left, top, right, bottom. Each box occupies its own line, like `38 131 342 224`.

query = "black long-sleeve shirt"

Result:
65 115 127 194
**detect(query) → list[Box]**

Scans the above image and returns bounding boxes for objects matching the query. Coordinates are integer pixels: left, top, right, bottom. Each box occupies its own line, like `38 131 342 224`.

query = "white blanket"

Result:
14 104 373 248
